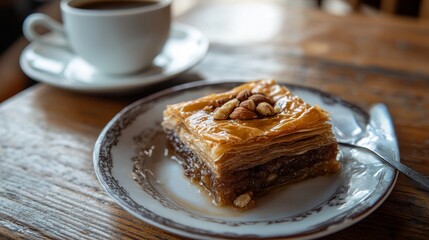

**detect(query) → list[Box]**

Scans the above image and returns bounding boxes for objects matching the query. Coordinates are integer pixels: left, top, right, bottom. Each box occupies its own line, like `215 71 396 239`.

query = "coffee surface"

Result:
76 0 157 10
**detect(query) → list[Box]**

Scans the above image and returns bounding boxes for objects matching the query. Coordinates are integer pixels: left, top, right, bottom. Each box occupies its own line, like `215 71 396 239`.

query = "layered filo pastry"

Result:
162 80 340 209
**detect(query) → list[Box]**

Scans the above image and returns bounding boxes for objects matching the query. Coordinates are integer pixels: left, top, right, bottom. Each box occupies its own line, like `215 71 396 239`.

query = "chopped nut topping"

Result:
208 88 283 120
213 99 239 120
213 97 233 108
249 94 274 105
229 107 258 120
236 90 252 101
233 193 253 208
256 102 275 116
239 99 256 111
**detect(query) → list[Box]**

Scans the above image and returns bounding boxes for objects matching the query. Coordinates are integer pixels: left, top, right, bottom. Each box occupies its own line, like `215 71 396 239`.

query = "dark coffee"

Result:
75 0 157 10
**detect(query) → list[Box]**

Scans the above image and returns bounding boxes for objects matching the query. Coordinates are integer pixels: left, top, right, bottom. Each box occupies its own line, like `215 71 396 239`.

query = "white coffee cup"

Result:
23 0 171 75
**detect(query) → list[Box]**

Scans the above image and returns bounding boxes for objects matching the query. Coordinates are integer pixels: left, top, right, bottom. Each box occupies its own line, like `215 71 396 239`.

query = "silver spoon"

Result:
335 104 429 191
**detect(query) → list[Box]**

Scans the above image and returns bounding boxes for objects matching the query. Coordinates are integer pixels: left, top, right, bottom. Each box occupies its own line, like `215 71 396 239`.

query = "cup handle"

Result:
23 13 69 49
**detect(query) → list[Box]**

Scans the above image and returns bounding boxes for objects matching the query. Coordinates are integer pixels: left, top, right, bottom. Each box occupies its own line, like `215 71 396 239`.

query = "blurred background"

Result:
0 0 428 102
0 0 49 54
1 0 427 56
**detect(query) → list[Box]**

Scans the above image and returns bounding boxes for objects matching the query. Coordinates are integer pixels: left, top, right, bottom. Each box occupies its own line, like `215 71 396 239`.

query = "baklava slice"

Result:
162 80 339 209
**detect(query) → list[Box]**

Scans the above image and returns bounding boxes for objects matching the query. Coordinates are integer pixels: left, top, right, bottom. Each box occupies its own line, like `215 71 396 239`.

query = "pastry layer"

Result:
162 80 340 207
162 80 335 176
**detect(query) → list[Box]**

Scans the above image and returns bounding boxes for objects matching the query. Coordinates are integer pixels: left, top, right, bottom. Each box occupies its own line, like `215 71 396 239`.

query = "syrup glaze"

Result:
163 80 330 144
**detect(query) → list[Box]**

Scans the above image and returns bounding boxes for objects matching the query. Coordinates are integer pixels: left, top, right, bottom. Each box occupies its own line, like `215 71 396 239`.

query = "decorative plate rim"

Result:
93 80 398 239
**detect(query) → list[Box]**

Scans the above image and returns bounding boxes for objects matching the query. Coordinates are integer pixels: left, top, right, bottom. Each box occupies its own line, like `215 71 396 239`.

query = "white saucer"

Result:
20 23 209 93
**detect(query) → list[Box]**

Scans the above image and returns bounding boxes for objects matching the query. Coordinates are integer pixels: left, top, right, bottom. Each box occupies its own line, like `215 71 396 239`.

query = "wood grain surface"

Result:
1 0 428 239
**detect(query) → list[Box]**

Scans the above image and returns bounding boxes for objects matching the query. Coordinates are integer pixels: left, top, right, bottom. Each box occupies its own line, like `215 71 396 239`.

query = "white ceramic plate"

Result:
20 23 208 93
93 81 398 239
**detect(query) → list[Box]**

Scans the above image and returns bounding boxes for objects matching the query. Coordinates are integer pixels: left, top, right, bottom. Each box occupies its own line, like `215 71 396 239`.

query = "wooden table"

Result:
1 0 428 239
